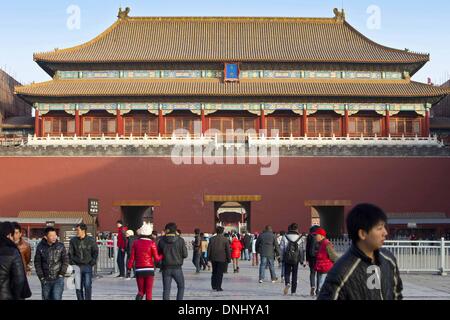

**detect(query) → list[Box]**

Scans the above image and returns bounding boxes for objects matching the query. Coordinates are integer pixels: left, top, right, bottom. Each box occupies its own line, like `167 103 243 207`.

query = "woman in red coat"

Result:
127 222 163 300
230 235 243 273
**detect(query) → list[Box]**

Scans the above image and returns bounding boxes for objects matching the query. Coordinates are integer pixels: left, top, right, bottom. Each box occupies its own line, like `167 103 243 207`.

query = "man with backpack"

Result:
280 223 306 296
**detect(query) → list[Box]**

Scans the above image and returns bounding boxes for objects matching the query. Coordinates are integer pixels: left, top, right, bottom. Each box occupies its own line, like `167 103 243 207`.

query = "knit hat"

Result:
312 228 326 237
137 222 153 236
126 230 134 237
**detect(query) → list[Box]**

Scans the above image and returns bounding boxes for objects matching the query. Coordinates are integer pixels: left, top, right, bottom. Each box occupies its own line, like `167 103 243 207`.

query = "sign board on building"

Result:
88 198 99 217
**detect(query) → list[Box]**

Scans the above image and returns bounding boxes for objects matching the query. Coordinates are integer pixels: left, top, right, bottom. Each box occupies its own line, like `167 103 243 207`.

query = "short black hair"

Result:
0 222 14 238
346 203 388 243
216 226 224 234
76 223 88 231
44 227 56 236
116 220 123 225
265 225 272 232
194 228 200 234
165 223 177 233
12 222 22 232
289 223 299 231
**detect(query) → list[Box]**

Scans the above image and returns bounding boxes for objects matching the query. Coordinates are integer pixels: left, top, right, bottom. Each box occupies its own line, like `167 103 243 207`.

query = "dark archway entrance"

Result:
113 200 160 233
305 200 351 238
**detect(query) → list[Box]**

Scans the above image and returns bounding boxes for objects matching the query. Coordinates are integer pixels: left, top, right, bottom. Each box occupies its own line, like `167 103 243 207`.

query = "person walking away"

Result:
127 222 162 300
69 223 99 300
125 229 136 279
312 228 338 294
280 223 306 296
157 222 188 300
256 226 280 283
278 231 286 280
199 233 209 271
0 222 32 300
12 222 31 276
192 228 202 273
318 203 403 300
306 225 320 296
242 232 252 261
230 235 243 273
34 227 69 300
251 233 259 266
116 220 128 278
207 226 231 291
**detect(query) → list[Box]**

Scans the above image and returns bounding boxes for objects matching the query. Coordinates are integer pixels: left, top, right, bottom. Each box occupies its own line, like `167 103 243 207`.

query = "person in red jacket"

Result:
116 220 128 278
312 228 339 295
230 235 243 273
127 222 162 300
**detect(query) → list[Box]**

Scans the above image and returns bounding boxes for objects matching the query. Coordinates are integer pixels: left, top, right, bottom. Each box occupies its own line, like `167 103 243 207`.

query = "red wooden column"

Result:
75 109 81 136
158 108 165 136
302 108 308 136
34 109 40 137
260 108 266 134
343 107 349 136
424 108 430 137
116 109 124 136
201 108 206 134
384 109 391 137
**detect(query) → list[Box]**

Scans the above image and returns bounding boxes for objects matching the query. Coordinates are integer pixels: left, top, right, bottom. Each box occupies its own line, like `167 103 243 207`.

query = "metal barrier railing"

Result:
329 238 450 275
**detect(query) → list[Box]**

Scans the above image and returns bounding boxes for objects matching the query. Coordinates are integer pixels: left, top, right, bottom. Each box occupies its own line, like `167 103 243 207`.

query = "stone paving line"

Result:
26 254 450 300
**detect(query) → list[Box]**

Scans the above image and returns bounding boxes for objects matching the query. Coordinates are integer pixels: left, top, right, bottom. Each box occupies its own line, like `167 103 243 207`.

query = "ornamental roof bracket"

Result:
333 8 345 22
118 7 131 20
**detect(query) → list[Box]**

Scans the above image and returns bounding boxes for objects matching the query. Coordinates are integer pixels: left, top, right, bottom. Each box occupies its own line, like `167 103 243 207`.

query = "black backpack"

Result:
284 237 301 264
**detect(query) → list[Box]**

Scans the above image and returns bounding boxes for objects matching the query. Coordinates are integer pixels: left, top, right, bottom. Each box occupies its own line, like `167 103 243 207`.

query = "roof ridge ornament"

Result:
118 7 131 20
333 8 345 22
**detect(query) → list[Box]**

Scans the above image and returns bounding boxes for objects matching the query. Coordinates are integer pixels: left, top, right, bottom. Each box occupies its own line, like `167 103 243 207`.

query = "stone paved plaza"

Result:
27 250 450 300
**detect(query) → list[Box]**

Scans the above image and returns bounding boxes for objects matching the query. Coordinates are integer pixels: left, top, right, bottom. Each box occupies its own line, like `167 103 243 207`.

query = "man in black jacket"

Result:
34 227 69 300
69 223 98 300
192 228 202 273
0 222 31 300
157 222 188 300
242 232 252 261
318 203 403 300
207 226 231 291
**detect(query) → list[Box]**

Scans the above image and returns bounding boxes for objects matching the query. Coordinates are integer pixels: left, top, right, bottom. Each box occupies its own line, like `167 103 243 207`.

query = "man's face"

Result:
117 223 122 229
13 229 22 243
45 231 58 244
361 221 388 251
76 227 85 237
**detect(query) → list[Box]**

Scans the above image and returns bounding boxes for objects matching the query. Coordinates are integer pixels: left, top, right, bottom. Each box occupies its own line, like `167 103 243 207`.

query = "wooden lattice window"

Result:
165 117 197 135
348 117 382 136
82 117 116 136
389 117 421 136
43 117 75 136
307 116 341 137
266 116 300 137
124 116 158 136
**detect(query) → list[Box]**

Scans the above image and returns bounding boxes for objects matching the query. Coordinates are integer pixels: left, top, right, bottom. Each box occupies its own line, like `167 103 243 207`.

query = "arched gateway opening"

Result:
204 195 262 233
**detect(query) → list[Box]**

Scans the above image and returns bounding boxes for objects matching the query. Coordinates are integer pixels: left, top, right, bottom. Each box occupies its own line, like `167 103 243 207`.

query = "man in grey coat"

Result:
256 225 280 283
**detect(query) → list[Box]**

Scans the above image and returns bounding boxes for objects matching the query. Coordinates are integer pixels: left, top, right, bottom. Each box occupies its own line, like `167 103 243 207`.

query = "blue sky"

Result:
0 0 449 85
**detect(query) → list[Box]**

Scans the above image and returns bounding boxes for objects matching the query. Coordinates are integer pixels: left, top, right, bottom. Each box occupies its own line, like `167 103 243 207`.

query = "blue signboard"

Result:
224 63 239 81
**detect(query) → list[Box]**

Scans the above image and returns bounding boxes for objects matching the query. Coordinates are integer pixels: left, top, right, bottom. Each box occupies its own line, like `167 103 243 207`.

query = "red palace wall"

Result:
0 157 449 234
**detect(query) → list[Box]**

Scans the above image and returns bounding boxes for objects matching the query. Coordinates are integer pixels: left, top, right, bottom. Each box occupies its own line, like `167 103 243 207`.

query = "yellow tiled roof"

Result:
33 15 428 64
18 211 95 225
15 78 449 99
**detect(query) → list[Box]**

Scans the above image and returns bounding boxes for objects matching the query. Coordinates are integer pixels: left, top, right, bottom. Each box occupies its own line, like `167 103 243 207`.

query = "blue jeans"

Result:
76 265 93 300
162 268 185 300
243 249 250 261
317 272 328 293
259 256 277 281
41 277 64 300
